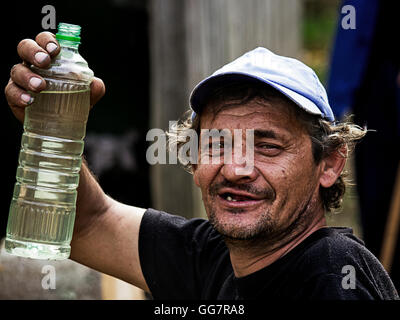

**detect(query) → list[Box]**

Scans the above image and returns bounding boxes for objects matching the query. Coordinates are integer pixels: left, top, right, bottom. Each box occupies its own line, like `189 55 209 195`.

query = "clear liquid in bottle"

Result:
5 23 93 260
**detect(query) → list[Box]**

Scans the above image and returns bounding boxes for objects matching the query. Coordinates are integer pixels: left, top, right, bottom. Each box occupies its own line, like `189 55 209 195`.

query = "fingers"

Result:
5 78 33 106
6 31 59 124
35 32 60 57
17 39 51 68
8 66 106 109
5 76 106 124
10 63 46 92
4 79 32 122
90 77 106 108
17 32 59 68
7 31 105 125
7 62 45 123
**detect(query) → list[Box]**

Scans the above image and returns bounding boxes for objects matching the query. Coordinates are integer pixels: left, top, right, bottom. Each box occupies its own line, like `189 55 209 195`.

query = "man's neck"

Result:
228 215 327 278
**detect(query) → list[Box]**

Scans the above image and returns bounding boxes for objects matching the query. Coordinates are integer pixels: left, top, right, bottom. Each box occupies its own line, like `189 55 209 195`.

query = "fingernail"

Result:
46 42 58 54
29 77 42 89
21 93 34 105
34 51 49 64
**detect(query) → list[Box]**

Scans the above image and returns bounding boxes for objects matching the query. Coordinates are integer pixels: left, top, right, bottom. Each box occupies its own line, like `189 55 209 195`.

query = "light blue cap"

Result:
189 47 334 122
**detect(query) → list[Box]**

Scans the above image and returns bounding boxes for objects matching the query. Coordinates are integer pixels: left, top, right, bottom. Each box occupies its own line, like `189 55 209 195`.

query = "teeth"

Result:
226 196 237 202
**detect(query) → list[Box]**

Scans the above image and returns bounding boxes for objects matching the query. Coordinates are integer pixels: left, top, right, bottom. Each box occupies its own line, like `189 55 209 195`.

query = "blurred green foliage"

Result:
302 0 341 84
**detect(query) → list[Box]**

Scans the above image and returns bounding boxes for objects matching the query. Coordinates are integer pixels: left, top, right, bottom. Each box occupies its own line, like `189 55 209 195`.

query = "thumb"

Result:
90 76 105 108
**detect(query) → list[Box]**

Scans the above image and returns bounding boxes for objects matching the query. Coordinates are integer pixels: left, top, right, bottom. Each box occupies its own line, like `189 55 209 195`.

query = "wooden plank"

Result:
149 0 196 218
380 163 400 273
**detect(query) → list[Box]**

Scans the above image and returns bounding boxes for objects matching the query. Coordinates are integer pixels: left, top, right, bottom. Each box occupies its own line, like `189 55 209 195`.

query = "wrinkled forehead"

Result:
200 97 305 133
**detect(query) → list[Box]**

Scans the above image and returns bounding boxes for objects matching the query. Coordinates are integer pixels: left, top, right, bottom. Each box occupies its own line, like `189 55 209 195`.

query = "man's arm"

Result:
4 32 150 293
70 161 150 292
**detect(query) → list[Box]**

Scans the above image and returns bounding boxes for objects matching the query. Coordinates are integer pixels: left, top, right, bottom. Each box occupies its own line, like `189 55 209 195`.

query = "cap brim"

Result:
189 72 323 118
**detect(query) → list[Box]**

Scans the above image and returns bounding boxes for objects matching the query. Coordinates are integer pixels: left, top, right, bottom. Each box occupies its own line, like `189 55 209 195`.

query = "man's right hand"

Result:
4 31 105 123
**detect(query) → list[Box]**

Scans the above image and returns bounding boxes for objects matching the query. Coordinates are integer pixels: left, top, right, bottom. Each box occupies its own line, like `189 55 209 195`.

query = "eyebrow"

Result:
254 129 292 144
254 129 279 140
202 128 290 143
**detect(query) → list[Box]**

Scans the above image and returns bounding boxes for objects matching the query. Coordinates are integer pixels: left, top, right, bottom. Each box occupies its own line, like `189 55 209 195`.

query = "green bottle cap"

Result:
55 23 81 44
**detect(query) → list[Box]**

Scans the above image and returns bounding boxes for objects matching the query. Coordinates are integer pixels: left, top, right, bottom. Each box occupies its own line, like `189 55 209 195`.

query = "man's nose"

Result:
220 152 257 183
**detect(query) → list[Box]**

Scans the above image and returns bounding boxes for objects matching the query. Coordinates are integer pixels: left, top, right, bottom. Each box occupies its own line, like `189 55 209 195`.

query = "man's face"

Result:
193 97 324 244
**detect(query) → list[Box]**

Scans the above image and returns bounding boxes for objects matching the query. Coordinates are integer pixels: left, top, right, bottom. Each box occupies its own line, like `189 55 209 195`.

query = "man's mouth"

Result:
217 188 267 208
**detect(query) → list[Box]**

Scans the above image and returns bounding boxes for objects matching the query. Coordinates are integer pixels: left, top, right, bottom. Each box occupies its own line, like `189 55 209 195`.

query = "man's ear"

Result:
319 146 347 188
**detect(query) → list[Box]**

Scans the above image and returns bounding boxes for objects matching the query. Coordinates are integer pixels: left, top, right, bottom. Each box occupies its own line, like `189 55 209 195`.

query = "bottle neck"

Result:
58 39 80 50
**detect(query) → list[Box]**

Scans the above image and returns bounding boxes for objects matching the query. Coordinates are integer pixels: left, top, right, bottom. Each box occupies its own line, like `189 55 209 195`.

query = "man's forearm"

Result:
73 158 112 239
69 158 149 291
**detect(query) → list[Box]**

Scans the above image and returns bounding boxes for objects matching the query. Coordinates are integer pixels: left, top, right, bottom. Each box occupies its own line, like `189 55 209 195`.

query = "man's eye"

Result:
258 143 279 149
256 143 282 156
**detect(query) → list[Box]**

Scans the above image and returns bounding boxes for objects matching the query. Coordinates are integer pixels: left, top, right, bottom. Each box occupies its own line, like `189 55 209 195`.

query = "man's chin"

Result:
208 209 274 241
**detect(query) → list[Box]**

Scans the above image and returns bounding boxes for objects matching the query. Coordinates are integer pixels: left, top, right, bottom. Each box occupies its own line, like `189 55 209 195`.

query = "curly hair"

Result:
167 81 367 212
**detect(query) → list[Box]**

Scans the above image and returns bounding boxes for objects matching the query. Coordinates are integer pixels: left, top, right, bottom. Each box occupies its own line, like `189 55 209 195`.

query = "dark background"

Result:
0 0 151 238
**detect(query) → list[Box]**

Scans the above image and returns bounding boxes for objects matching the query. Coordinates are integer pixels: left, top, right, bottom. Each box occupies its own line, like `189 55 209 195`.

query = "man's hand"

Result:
4 31 105 123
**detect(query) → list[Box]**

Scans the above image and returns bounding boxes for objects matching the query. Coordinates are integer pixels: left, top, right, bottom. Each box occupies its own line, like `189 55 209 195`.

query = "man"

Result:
5 32 399 300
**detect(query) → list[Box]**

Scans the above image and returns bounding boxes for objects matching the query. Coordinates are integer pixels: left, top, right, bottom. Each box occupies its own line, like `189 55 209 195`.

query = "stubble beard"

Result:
206 198 282 253
208 205 275 241
206 191 319 253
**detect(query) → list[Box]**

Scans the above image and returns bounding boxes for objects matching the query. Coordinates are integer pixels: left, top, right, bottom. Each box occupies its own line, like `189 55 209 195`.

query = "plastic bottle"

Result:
5 22 94 260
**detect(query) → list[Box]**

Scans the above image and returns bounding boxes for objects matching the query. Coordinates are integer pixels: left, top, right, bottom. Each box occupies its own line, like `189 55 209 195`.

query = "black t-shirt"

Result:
139 208 399 300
